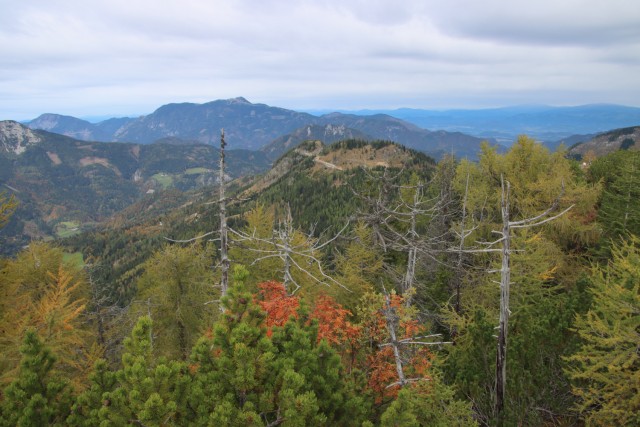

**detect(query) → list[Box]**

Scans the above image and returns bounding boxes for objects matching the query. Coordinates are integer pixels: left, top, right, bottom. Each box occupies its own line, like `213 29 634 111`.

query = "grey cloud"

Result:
421 0 640 47
0 0 638 120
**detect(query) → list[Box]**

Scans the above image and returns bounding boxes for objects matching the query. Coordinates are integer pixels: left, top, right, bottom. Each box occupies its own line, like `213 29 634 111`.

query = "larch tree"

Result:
0 191 17 230
0 245 94 391
565 236 640 426
129 243 216 360
590 150 640 239
334 221 385 310
446 137 597 424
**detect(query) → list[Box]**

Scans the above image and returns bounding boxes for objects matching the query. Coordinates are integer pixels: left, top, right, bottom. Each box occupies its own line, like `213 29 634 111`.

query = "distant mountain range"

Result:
26 97 494 160
323 104 640 144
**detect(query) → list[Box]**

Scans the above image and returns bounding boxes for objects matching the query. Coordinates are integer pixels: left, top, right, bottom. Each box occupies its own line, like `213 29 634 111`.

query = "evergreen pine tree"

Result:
98 316 190 425
66 359 117 426
380 373 478 427
188 266 366 426
0 330 72 427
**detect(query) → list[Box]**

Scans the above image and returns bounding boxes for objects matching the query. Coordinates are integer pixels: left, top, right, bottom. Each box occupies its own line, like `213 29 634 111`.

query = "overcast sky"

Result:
2 0 639 121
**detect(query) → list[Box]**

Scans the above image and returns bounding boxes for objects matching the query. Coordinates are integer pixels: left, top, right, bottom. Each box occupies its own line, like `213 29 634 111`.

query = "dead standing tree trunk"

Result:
380 291 452 390
219 129 230 302
163 129 233 312
354 169 455 304
452 172 474 315
279 204 295 292
495 177 511 416
383 294 406 388
490 176 572 416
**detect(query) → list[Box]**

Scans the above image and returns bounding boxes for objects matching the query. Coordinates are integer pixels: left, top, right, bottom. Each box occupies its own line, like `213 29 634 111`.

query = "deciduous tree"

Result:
130 243 216 360
565 237 640 426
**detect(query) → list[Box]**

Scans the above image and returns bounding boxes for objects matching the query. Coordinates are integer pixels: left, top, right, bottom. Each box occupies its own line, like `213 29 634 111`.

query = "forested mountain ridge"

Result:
568 125 640 158
60 139 436 301
0 121 269 255
247 139 432 196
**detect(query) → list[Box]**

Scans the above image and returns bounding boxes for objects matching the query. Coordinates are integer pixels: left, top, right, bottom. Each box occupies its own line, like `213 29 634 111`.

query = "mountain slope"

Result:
110 97 318 149
260 124 372 160
245 139 436 233
62 139 436 295
0 120 43 155
260 112 492 161
568 126 640 159
0 122 270 255
28 113 107 141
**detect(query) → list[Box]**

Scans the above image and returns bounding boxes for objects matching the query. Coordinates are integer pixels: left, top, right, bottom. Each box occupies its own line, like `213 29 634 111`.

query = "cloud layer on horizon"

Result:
1 0 639 120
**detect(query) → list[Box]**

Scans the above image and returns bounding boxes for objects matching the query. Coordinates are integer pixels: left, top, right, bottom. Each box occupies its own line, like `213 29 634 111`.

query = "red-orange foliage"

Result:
255 283 432 404
256 283 362 362
310 294 360 345
362 294 433 403
309 294 363 373
256 281 300 336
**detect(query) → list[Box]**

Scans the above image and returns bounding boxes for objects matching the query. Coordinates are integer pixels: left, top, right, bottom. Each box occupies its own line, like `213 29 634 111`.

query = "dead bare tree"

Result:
379 290 452 390
218 129 230 299
450 172 478 314
459 176 573 416
230 203 349 295
168 131 348 301
164 129 230 311
355 168 455 304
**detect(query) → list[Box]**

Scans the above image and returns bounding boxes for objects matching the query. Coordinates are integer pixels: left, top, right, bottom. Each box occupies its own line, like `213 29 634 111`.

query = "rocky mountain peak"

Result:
228 96 250 104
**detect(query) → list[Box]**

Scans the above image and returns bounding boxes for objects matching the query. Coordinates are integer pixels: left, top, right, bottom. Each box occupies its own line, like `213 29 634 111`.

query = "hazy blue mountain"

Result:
335 104 640 144
28 113 111 141
24 98 496 158
261 113 494 161
94 116 136 137
109 97 318 149
315 112 495 159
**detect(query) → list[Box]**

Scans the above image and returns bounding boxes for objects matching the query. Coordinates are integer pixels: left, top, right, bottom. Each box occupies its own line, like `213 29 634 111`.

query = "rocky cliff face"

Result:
0 121 43 155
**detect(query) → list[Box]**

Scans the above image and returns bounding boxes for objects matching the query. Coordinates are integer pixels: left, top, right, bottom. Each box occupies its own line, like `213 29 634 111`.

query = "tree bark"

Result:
219 129 229 302
383 294 406 387
495 178 510 416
